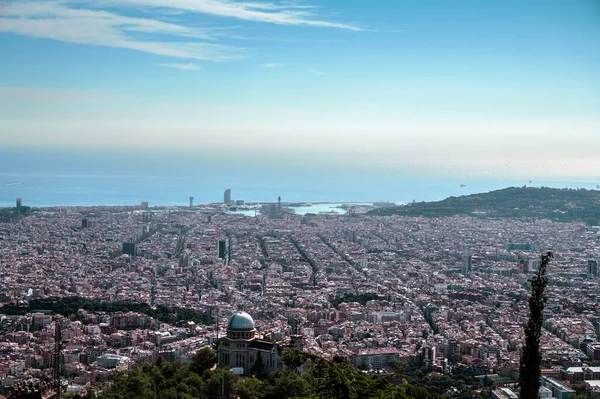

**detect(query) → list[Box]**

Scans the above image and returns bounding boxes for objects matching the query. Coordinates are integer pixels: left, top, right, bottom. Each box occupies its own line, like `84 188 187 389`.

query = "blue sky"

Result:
1 0 599 179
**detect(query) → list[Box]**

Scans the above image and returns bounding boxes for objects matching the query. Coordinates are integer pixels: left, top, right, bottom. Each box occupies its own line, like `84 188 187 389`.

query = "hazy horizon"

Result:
1 147 599 208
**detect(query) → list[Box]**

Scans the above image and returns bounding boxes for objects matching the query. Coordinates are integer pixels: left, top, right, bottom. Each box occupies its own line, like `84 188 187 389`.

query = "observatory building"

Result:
218 311 282 375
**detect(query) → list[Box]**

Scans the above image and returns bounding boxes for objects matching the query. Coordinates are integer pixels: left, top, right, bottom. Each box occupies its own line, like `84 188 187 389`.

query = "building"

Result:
462 255 472 275
561 366 600 383
539 386 554 399
218 312 282 375
587 343 600 361
587 260 598 277
421 345 436 368
8 380 56 399
542 376 576 399
218 240 226 260
122 242 137 257
347 230 357 243
14 198 30 215
518 259 528 273
262 197 285 219
491 388 518 399
447 339 460 360
350 348 400 369
189 196 194 208
505 242 536 251
224 189 231 204
95 354 130 369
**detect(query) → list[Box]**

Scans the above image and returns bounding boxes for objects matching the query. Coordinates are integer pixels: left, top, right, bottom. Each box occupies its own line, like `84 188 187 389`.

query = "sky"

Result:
1 0 599 179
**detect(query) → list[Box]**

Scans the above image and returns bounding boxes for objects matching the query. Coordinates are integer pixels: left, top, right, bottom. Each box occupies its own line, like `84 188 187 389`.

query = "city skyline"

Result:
1 0 600 180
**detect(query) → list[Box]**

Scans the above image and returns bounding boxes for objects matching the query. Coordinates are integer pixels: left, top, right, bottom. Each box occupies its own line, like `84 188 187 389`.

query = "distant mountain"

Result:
368 186 600 225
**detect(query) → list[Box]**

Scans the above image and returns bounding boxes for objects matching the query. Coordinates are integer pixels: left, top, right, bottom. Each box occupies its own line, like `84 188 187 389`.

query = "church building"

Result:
218 311 283 375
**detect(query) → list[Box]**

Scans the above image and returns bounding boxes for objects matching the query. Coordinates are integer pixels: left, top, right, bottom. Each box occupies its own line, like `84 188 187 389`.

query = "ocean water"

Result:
228 203 362 216
0 148 598 208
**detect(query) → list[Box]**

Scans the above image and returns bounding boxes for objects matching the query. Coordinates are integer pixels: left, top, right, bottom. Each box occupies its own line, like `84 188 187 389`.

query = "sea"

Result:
0 148 598 209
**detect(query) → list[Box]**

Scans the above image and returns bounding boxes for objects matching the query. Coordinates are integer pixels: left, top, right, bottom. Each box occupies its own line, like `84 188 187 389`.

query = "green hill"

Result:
368 187 600 225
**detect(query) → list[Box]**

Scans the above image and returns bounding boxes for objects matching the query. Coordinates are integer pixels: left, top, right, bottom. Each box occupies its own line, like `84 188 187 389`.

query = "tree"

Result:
314 359 357 399
236 378 266 399
519 252 552 399
251 351 265 377
203 369 238 399
264 370 311 399
282 349 317 372
190 347 216 375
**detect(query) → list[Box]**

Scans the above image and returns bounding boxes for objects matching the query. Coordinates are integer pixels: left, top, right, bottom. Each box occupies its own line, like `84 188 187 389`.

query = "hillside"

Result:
368 187 600 225
92 349 450 399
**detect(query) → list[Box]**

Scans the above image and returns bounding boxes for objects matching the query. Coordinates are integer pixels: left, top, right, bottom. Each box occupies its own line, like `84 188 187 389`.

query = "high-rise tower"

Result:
224 189 231 204
461 255 472 275
218 240 226 259
588 260 598 277
189 196 194 208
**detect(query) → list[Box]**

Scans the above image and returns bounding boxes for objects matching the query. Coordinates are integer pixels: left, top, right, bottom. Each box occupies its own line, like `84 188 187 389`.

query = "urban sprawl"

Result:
1 195 600 399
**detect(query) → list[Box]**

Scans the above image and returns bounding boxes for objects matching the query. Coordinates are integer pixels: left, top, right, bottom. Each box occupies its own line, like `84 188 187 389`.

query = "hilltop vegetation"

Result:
0 296 213 326
368 187 600 225
86 349 448 399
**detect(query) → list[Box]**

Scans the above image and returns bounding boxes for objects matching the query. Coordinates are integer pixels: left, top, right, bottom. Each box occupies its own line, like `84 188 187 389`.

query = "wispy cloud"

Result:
87 0 364 31
260 63 285 68
157 63 201 71
0 0 362 63
0 1 244 61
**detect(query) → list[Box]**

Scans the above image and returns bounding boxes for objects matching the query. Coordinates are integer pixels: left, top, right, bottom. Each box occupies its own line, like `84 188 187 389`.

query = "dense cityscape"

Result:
1 188 599 398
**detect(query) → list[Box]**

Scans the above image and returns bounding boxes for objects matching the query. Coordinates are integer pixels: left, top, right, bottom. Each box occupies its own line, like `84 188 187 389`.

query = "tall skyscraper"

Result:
224 189 231 204
461 255 472 275
122 242 137 257
588 260 598 277
218 240 226 259
16 198 22 214
189 196 194 208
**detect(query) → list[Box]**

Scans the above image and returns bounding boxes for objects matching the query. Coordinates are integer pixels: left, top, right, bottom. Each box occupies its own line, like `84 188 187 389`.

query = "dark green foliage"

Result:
190 347 216 375
263 369 311 399
0 296 213 326
98 351 446 399
519 252 552 399
390 360 481 398
282 349 318 371
100 362 158 399
251 351 265 377
368 187 600 225
236 378 266 399
203 368 238 399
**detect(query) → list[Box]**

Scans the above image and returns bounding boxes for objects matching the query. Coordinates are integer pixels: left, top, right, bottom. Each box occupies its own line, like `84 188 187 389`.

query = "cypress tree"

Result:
519 252 552 398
